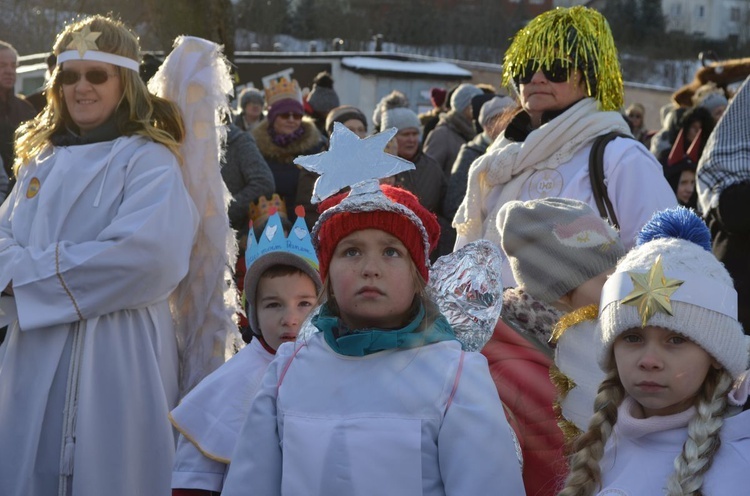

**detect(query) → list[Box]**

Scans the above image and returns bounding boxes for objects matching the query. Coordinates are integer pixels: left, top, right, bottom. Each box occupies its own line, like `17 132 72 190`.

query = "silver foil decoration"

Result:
295 122 414 204
428 240 504 352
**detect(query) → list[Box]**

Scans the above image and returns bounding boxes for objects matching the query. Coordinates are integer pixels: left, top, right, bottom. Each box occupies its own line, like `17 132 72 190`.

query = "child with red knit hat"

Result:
222 124 525 495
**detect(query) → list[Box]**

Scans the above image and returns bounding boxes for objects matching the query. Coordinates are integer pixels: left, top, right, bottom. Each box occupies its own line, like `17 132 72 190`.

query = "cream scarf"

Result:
453 98 631 246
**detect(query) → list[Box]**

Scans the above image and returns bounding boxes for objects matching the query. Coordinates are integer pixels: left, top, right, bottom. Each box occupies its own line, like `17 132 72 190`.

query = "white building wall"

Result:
663 0 750 42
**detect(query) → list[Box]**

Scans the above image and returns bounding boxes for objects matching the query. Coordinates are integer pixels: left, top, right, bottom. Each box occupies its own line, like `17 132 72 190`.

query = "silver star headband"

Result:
57 26 140 72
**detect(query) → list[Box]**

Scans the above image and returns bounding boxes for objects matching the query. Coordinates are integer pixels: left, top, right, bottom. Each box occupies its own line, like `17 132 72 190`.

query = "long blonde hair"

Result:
558 360 733 496
14 15 184 171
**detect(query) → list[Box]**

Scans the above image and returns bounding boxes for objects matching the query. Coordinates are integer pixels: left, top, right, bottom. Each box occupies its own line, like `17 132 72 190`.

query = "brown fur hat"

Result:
672 57 750 107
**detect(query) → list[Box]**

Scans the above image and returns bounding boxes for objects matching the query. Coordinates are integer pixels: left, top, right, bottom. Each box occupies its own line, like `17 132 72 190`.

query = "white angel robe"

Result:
0 136 199 496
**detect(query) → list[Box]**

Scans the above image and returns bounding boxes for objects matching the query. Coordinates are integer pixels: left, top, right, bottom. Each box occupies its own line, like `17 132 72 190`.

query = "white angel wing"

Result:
148 36 241 398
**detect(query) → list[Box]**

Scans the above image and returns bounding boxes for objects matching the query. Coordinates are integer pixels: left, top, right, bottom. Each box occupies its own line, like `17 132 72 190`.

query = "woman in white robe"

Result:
0 16 199 496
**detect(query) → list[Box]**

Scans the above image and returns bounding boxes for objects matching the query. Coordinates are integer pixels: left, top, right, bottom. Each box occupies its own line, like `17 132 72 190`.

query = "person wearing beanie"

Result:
494 197 626 495
659 107 714 211
470 92 496 134
453 6 676 293
253 77 326 229
559 207 750 496
423 83 483 179
222 126 526 496
234 86 265 132
305 71 340 136
418 86 448 141
444 95 516 221
692 82 729 122
371 89 409 132
325 104 367 138
171 212 321 495
381 106 451 259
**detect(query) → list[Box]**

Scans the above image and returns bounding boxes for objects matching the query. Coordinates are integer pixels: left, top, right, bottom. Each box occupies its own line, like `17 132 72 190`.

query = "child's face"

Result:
329 229 418 330
614 325 717 418
256 273 318 351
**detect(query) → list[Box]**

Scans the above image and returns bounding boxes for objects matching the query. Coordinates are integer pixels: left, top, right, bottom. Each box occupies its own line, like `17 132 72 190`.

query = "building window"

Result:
697 5 705 18
731 7 741 21
670 3 681 16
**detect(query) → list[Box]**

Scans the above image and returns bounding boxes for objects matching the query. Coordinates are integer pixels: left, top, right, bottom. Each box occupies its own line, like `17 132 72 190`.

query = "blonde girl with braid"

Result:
558 207 750 496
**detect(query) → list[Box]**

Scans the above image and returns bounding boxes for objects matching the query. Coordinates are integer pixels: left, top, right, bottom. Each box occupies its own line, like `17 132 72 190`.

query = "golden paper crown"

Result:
249 194 288 226
264 78 302 107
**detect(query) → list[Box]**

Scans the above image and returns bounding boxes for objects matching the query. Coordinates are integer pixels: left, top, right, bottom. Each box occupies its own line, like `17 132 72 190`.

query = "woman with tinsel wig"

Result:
454 6 676 290
453 7 678 496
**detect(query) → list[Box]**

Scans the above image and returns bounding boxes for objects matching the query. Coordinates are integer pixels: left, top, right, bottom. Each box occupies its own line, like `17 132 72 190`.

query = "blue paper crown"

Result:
245 207 319 271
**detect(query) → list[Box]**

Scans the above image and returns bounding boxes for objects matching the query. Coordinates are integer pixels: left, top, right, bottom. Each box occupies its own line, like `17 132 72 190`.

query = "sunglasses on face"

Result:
628 113 643 119
514 59 575 85
277 112 303 121
59 69 117 86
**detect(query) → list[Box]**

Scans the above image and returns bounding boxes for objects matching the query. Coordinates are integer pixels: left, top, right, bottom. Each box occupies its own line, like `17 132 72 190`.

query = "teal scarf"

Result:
314 303 456 357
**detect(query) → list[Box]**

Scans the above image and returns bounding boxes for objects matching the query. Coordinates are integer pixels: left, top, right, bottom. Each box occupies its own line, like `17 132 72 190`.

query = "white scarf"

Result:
453 98 631 245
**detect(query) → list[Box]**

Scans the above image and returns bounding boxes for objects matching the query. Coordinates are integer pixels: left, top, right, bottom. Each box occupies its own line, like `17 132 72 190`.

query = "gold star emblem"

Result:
66 26 101 57
622 255 684 327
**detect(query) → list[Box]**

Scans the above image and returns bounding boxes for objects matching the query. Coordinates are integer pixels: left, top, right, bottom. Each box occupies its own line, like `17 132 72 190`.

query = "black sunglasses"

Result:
514 59 575 85
60 69 117 86
277 112 303 121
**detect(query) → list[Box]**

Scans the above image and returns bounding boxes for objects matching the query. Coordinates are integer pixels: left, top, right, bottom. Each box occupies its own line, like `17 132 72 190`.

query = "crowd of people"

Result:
0 5 749 496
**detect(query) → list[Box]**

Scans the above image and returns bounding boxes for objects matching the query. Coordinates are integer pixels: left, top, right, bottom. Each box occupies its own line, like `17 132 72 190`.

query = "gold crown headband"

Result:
502 6 624 111
56 26 140 72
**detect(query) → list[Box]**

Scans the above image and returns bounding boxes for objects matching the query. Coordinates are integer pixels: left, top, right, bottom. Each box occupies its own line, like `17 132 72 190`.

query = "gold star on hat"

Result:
622 255 684 327
67 26 101 57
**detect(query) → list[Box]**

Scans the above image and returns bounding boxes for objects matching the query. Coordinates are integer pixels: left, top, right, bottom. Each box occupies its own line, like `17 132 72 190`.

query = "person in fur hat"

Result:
253 77 326 228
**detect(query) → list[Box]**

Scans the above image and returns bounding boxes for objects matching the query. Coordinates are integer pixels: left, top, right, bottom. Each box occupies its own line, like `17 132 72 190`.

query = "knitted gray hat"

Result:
498 198 626 304
382 107 420 131
479 96 515 129
695 91 728 114
598 209 747 378
239 87 264 111
307 72 340 116
244 252 322 336
325 105 367 136
450 83 483 113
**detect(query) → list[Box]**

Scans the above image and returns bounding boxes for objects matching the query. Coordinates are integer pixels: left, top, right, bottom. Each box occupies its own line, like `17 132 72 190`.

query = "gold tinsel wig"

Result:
502 6 624 111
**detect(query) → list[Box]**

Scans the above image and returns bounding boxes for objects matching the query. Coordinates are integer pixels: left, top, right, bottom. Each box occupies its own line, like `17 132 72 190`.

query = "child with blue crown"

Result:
169 206 322 495
221 123 526 495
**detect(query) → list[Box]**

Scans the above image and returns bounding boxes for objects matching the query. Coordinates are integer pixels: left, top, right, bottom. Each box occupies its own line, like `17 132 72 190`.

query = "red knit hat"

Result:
430 87 447 108
315 185 440 282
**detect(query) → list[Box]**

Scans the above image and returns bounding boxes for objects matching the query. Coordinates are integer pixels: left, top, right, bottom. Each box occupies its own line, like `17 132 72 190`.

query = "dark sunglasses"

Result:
514 59 575 85
277 112 303 121
60 69 117 86
628 113 643 119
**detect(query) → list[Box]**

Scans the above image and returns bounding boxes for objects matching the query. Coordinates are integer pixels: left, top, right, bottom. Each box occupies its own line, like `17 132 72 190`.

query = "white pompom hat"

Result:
598 212 748 379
